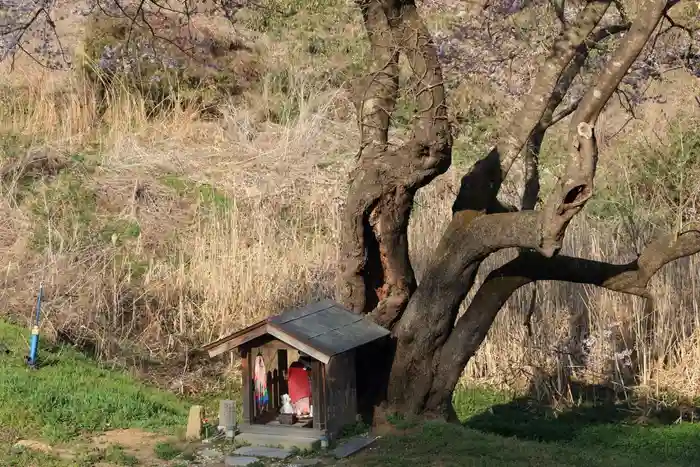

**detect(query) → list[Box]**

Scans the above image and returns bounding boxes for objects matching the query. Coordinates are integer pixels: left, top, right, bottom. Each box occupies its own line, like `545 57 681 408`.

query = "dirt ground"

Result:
15 429 182 466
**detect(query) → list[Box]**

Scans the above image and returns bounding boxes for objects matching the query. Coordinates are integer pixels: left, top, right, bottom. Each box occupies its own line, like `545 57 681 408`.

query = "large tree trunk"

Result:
339 0 451 326
340 0 696 422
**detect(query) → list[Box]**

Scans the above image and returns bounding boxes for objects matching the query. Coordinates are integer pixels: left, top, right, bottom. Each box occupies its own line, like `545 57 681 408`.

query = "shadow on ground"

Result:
459 381 700 443
343 383 700 467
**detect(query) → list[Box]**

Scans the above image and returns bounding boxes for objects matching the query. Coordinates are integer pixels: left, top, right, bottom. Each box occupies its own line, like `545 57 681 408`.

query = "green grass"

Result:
153 441 183 460
0 320 189 465
3 318 700 467
160 173 233 213
103 444 140 466
348 387 700 467
349 419 700 467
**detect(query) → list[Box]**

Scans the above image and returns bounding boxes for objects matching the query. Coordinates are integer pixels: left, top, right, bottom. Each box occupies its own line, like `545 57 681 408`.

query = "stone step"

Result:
235 432 321 451
225 455 260 466
233 446 292 459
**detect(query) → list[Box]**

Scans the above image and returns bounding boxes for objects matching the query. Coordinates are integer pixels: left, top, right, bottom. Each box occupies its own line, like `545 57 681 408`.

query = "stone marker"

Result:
233 445 292 459
225 455 260 466
218 399 236 438
332 435 378 459
186 405 204 440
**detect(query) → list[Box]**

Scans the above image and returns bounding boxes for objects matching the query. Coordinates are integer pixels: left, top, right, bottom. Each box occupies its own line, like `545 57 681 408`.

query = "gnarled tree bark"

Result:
340 0 694 421
339 0 451 327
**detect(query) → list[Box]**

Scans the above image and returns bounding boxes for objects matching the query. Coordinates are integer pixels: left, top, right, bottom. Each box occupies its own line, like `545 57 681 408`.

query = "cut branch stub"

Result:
538 122 597 257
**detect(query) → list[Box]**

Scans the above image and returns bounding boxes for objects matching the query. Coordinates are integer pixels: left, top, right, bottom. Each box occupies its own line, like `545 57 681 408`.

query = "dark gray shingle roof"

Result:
269 299 390 357
203 299 391 363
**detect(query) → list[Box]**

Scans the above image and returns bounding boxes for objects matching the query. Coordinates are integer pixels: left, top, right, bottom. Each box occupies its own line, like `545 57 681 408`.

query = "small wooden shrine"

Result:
202 299 390 444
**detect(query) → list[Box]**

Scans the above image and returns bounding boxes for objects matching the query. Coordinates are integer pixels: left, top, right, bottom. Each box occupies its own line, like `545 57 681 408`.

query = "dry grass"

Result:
0 0 699 404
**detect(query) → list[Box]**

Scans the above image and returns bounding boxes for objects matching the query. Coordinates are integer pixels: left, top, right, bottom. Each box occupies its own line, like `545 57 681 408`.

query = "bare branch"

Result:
571 0 669 126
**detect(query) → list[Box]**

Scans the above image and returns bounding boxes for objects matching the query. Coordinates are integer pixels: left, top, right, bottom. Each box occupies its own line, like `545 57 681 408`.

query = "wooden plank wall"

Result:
325 351 357 437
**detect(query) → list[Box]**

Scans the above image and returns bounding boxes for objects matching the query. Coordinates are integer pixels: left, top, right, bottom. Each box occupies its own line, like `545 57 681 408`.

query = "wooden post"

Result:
311 360 326 431
185 405 204 441
241 348 252 424
277 349 288 399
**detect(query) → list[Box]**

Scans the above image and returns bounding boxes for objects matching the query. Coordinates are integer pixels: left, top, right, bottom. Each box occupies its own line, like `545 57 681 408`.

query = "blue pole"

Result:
27 283 43 368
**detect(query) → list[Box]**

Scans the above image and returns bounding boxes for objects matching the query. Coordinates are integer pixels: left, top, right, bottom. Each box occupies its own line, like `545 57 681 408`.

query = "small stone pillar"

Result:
218 399 236 439
186 405 204 441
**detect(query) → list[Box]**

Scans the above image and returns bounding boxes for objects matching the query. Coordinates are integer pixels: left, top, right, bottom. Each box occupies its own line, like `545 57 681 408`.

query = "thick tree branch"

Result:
537 0 668 257
340 0 400 315
386 2 620 414
354 0 399 155
538 121 598 256
495 0 611 177
503 17 630 340
428 225 700 410
386 0 677 415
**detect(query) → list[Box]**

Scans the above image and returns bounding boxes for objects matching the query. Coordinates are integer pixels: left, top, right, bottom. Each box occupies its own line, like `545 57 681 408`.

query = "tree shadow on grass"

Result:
459 381 700 444
360 411 700 467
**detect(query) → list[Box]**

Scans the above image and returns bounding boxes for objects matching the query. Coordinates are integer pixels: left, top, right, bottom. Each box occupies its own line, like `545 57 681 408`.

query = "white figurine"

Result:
280 394 294 415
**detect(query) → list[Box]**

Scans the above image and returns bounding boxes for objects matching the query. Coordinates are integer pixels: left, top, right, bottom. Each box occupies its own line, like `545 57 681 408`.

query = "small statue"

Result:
280 394 294 415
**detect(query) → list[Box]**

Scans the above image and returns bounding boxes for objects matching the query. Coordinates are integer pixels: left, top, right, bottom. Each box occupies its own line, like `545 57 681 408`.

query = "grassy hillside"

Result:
0 320 190 466
3 319 700 467
0 0 698 406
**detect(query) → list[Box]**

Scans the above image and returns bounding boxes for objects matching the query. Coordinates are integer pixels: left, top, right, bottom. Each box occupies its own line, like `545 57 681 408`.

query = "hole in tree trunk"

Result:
564 185 587 204
363 219 383 313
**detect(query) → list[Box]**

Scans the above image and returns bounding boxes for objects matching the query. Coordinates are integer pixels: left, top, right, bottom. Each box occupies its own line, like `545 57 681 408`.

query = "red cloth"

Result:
288 363 311 404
